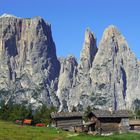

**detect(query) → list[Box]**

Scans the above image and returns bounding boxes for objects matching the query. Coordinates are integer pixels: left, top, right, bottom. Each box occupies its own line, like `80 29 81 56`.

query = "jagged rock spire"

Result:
99 25 128 51
90 25 140 110
0 14 140 112
79 28 98 73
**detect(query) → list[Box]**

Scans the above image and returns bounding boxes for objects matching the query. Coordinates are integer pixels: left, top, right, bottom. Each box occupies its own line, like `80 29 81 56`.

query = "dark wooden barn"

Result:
51 112 84 131
129 120 140 130
87 110 131 134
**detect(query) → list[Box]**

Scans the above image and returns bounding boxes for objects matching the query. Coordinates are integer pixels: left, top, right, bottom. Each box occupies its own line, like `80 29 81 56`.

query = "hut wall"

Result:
100 122 119 133
56 117 83 129
96 118 121 133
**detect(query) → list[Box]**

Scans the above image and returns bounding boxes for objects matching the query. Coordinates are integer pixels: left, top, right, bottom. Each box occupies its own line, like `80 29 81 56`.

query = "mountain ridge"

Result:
0 14 140 111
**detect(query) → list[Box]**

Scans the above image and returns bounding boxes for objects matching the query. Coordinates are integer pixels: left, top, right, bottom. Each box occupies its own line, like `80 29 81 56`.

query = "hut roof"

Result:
51 112 84 119
90 110 131 118
129 120 140 125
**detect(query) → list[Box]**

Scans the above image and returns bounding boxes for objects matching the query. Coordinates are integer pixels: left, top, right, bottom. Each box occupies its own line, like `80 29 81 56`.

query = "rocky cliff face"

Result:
0 14 140 111
57 26 140 111
0 14 60 108
56 56 78 111
90 25 140 110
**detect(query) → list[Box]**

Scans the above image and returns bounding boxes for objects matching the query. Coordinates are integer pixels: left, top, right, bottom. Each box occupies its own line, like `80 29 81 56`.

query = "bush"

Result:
0 103 57 124
33 105 57 124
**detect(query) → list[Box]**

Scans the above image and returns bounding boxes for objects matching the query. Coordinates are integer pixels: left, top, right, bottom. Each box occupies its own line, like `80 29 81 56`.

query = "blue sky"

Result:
0 0 140 59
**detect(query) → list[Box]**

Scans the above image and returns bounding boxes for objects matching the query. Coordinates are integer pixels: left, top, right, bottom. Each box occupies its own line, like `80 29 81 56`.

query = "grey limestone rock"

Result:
0 14 140 112
90 25 140 110
0 15 60 108
57 56 77 111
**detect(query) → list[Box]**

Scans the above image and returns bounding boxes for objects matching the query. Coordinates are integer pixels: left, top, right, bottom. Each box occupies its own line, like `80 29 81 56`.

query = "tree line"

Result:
0 103 57 124
0 102 140 124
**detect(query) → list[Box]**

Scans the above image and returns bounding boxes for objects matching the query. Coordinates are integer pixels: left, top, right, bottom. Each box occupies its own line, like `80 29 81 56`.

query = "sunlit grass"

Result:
0 120 140 140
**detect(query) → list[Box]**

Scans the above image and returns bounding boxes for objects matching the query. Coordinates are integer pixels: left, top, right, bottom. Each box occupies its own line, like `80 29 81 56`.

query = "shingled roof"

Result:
90 110 131 118
51 112 84 119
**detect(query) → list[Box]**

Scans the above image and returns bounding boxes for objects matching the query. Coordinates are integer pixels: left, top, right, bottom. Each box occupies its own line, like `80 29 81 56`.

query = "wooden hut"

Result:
129 120 140 130
51 112 84 131
87 110 131 134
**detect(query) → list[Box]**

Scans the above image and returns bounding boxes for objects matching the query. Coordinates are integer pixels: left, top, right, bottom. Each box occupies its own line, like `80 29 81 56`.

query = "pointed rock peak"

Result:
85 28 96 43
98 25 129 53
59 55 77 64
102 25 121 39
32 16 51 27
67 55 77 60
106 25 118 31
100 25 128 47
81 28 98 56
65 55 78 65
32 16 44 21
79 28 98 72
0 13 19 18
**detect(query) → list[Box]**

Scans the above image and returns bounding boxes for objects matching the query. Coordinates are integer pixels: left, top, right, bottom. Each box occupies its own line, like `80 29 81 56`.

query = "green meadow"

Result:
0 121 140 140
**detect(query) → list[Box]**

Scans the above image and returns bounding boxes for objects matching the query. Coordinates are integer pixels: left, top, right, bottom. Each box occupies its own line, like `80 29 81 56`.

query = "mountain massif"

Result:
0 14 140 111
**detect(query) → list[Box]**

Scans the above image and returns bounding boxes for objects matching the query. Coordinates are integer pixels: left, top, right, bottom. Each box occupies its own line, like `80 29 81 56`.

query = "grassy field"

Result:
0 121 140 140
